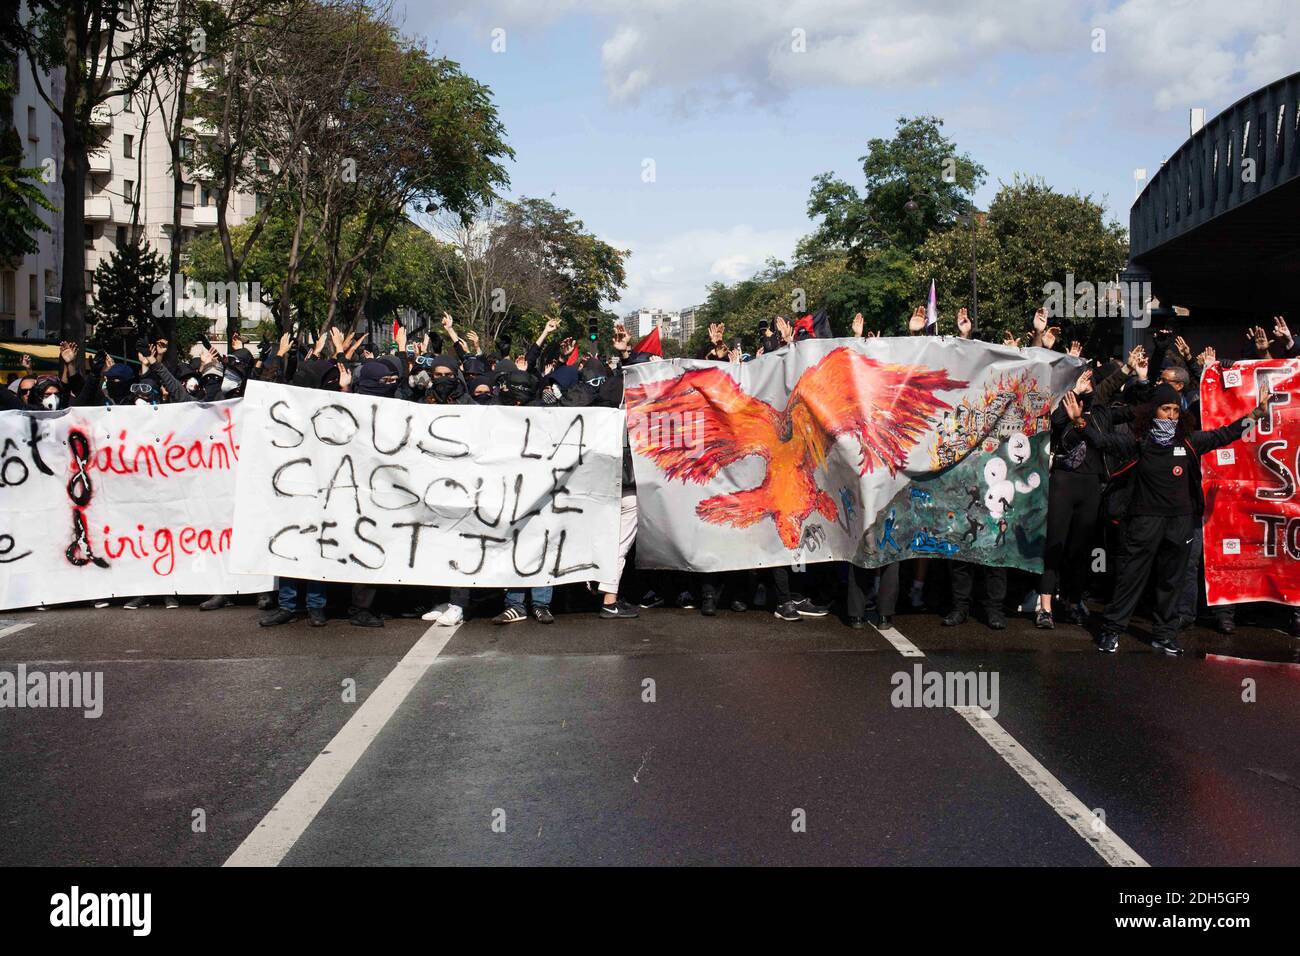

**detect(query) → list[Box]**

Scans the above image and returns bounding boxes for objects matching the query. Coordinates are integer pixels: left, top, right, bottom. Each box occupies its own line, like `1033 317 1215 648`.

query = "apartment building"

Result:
3 9 261 343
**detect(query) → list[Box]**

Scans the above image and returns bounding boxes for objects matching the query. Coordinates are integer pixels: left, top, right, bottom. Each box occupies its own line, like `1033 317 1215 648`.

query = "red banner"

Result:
1201 358 1300 606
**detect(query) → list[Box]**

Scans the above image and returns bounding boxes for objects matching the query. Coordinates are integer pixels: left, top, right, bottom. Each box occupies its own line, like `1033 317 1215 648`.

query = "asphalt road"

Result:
1 595 1298 866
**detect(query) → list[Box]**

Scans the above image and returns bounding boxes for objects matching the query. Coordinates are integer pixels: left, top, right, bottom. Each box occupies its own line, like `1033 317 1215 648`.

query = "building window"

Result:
179 137 194 160
27 106 38 142
123 133 134 158
122 91 132 113
181 183 195 208
256 155 270 173
29 273 37 311
200 184 213 206
1 271 15 315
255 192 269 212
116 226 128 248
123 179 135 204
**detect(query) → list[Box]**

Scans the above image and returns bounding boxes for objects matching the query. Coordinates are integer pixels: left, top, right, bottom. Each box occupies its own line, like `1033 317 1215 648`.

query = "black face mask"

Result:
201 375 224 402
431 376 460 401
472 391 493 405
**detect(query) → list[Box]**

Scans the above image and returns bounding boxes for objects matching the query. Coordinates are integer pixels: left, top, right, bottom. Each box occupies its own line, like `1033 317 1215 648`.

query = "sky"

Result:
400 1 1298 312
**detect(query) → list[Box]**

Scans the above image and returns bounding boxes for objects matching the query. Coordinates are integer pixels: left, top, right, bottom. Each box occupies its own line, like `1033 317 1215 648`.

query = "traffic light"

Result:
587 316 599 343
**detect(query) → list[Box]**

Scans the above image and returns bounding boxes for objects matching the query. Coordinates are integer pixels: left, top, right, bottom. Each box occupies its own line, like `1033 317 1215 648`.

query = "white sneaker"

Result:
421 602 450 622
436 604 463 626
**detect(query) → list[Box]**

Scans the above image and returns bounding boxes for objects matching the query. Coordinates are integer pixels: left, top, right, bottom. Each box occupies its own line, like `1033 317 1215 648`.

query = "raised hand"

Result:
1068 340 1083 357
1041 326 1060 350
1062 390 1083 422
395 324 408 353
1074 368 1094 395
231 332 244 351
441 312 454 331
956 307 972 339
866 329 881 339
1250 325 1272 356
852 312 864 337
20 353 32 371
466 329 480 351
775 316 793 343
543 316 560 336
1273 315 1293 349
1175 335 1192 361
136 349 152 369
1196 345 1216 368
59 341 78 365
908 306 926 333
1032 307 1048 332
336 361 352 392
329 326 345 355
277 332 292 357
1003 332 1022 348
311 327 328 358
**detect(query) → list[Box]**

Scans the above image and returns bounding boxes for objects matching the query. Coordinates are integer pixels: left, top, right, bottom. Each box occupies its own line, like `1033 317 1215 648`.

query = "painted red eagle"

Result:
624 347 968 548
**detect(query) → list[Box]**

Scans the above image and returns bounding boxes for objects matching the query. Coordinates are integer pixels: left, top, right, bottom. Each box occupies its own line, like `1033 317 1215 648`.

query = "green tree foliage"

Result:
803 115 986 264
0 118 56 263
914 176 1128 339
88 237 167 348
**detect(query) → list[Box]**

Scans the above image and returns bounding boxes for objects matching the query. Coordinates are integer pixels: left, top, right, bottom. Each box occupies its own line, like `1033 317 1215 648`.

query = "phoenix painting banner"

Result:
1200 358 1300 606
230 380 625 588
0 401 272 610
623 337 1082 574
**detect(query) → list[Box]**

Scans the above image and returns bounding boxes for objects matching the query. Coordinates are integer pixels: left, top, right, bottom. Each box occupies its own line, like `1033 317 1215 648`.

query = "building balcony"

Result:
84 196 113 221
88 150 111 175
90 104 113 127
188 117 217 138
193 205 218 227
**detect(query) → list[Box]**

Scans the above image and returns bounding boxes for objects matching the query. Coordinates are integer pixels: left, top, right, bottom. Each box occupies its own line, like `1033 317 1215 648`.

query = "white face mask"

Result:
41 393 60 411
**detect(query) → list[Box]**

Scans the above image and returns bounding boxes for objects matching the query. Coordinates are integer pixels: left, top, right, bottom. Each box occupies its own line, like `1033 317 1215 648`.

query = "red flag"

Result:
633 326 662 356
565 345 580 366
391 319 401 340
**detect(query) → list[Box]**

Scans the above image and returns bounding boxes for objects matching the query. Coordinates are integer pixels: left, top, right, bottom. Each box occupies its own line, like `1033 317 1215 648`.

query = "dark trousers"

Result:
350 584 376 616
1039 470 1101 603
846 561 899 619
1104 513 1193 642
771 564 832 606
950 562 1007 615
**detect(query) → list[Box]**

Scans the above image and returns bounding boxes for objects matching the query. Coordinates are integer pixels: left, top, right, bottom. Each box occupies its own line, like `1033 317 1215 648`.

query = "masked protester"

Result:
355 359 400 399
28 377 66 411
1068 382 1269 655
465 374 496 405
497 368 541 407
423 356 469 406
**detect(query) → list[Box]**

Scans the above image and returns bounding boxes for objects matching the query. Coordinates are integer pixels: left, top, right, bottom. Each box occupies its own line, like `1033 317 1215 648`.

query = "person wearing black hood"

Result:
1067 382 1269 655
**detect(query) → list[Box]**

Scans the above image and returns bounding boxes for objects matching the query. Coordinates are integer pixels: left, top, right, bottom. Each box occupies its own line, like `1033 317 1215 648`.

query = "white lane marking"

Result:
871 622 925 657
882 617 1148 868
0 621 36 641
224 622 459 867
953 706 1149 867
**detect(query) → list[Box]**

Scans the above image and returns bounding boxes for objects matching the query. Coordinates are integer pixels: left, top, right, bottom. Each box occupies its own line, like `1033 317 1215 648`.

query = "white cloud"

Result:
430 0 1297 114
605 224 805 310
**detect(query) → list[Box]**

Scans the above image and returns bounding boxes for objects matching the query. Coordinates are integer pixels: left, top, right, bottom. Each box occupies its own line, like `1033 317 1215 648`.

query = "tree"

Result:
88 236 166 349
9 0 193 354
0 123 56 262
803 115 986 264
913 176 1128 339
433 196 628 347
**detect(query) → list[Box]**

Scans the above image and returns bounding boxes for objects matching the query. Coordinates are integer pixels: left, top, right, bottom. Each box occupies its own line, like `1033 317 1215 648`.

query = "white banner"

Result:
0 401 272 610
230 381 625 588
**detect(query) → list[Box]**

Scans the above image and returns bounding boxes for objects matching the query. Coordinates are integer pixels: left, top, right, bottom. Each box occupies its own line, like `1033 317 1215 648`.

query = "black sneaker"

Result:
493 606 527 625
729 599 748 612
877 615 893 629
637 590 664 609
1152 635 1185 656
531 605 554 624
199 595 232 611
349 609 384 628
1213 613 1235 635
1067 602 1088 626
308 608 328 627
1096 630 1120 653
257 592 275 611
164 595 181 609
676 591 696 610
1035 609 1054 629
773 601 802 622
600 600 639 619
701 595 717 616
794 597 829 618
259 608 297 627
123 596 149 610
847 616 866 630
942 610 967 627
987 611 1008 630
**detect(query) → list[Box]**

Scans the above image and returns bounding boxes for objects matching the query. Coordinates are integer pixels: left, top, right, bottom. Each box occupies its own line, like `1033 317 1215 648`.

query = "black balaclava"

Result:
466 374 494 405
500 368 539 406
355 359 399 398
425 355 463 404
104 363 136 404
227 347 255 378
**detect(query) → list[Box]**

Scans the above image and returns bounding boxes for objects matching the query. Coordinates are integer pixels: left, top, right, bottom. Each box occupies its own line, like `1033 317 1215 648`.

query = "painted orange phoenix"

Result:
624 347 968 549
